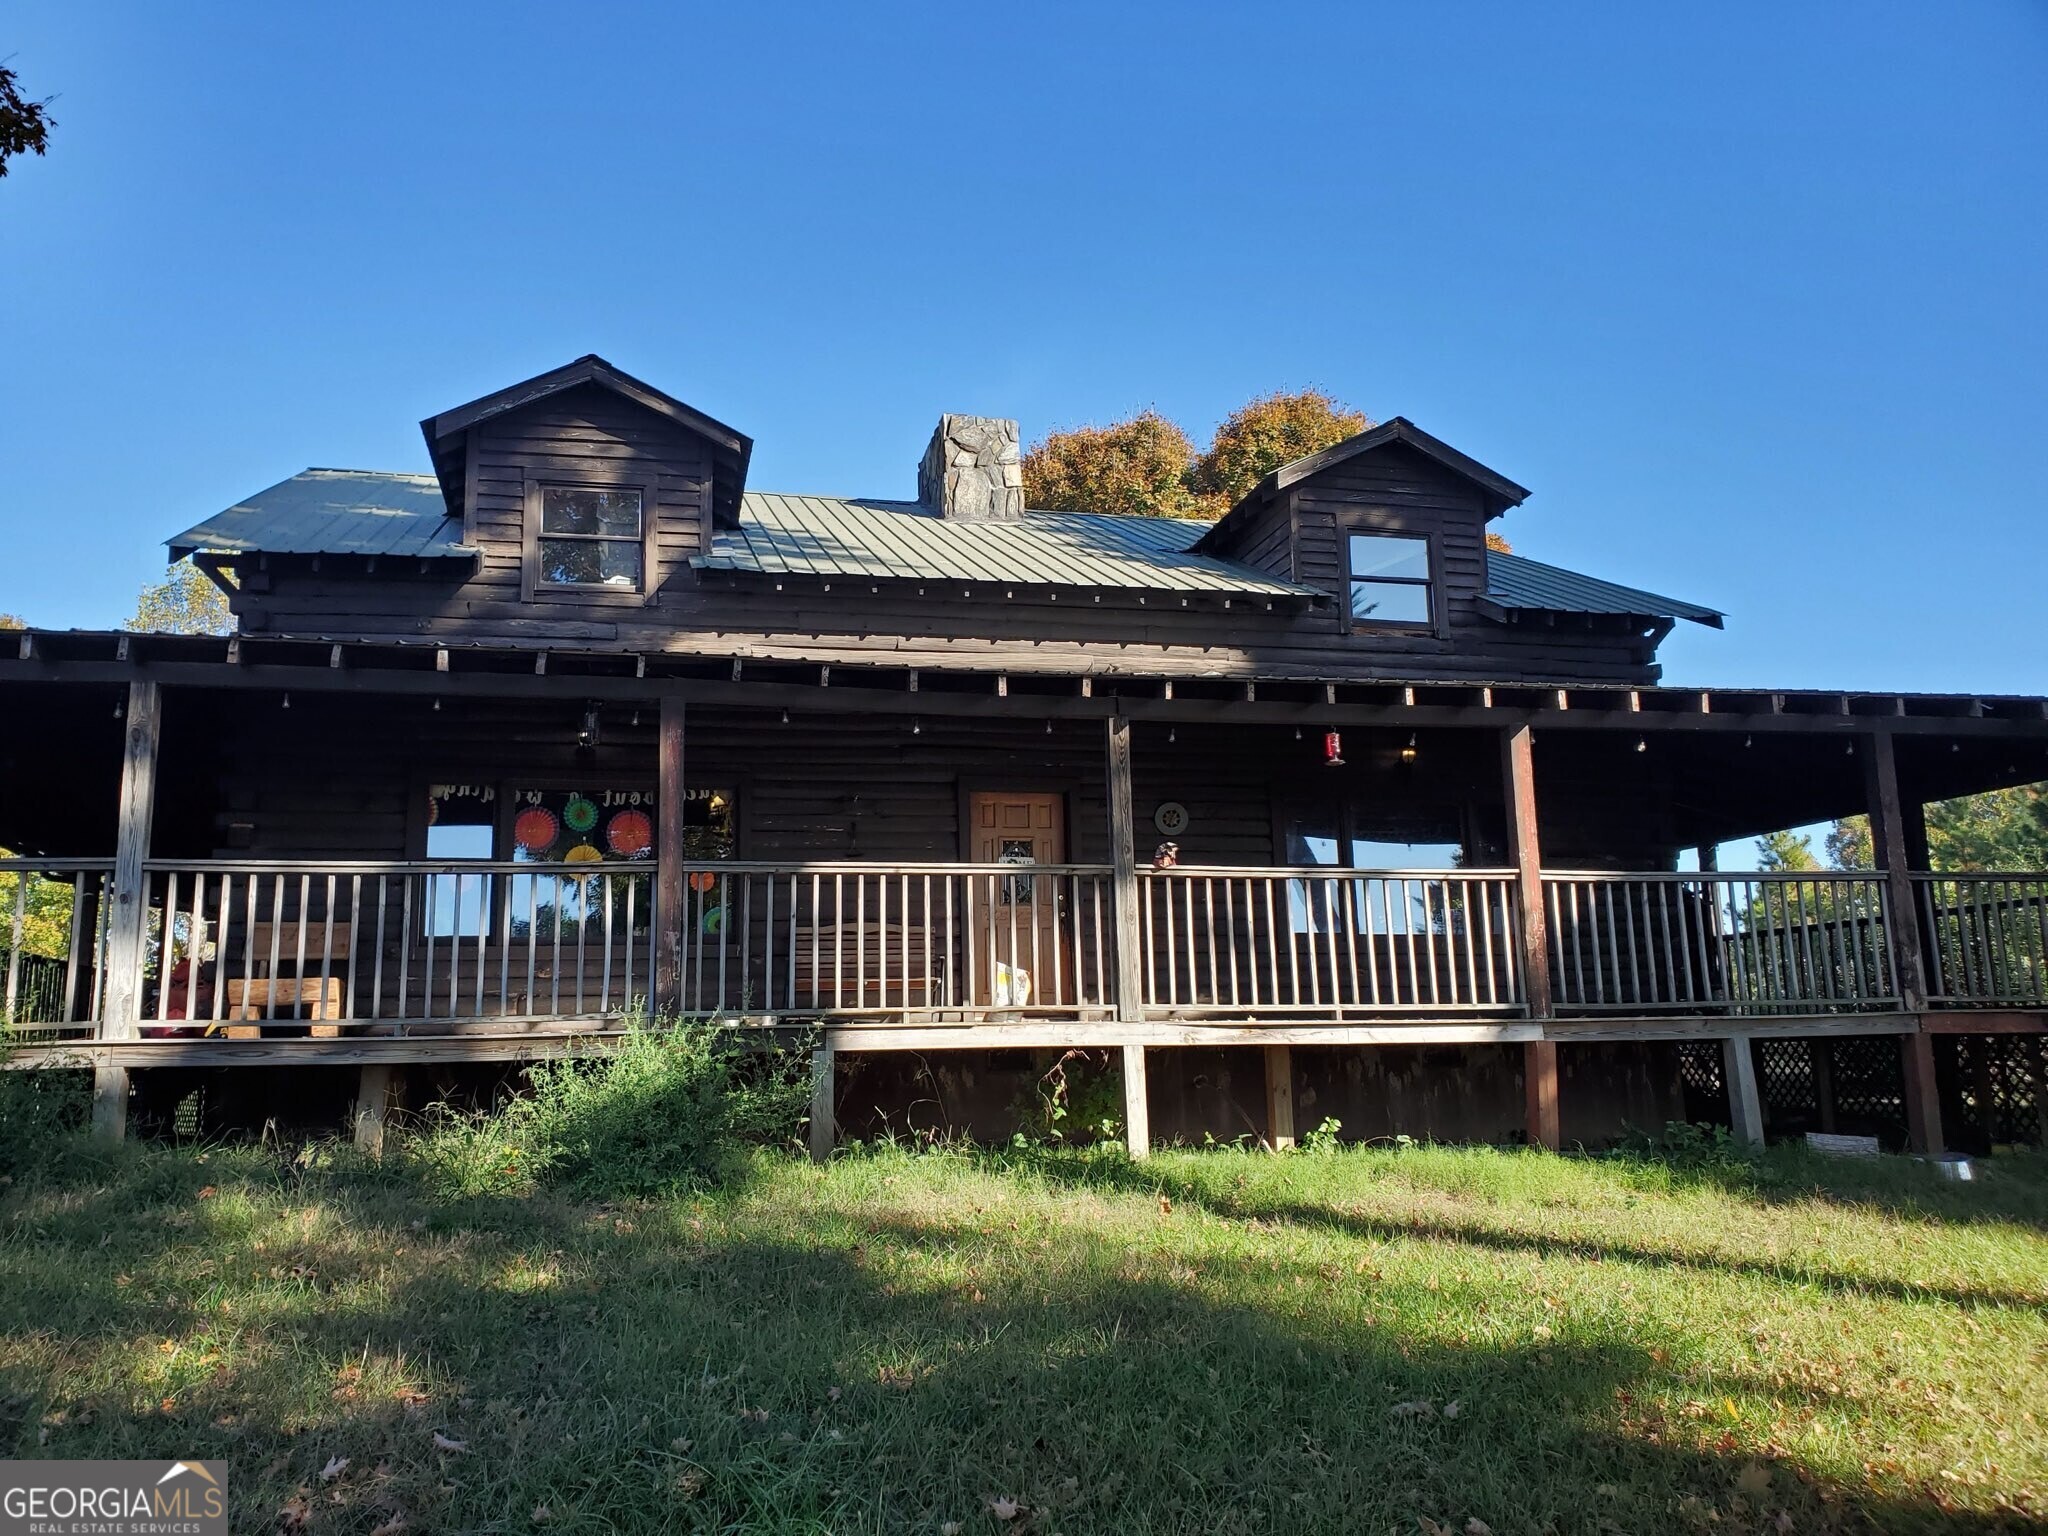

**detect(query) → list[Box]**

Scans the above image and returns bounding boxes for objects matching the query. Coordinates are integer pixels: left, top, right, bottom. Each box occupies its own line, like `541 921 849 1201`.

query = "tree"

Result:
1754 828 1822 871
1827 786 2048 874
1022 412 1208 520
0 61 55 179
0 614 22 630
127 563 234 636
1187 389 1370 508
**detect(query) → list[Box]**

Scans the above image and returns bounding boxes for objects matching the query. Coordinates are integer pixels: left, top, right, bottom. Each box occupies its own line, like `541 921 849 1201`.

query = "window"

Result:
537 486 645 590
1347 532 1432 628
1285 802 1464 934
425 783 496 937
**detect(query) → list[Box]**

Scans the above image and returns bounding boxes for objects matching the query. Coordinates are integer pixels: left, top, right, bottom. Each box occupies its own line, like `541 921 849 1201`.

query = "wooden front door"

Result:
968 791 1067 1007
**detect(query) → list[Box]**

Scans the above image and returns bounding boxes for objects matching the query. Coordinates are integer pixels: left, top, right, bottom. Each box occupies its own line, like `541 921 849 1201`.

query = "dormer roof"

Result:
419 354 752 527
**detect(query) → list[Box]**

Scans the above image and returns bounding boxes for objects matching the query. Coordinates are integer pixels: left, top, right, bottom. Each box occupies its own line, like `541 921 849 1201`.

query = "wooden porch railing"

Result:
1916 874 2048 1007
667 863 1115 1016
1540 871 1898 1013
138 860 660 1029
0 858 114 1038
1138 867 1523 1015
15 858 2048 1044
128 859 1116 1030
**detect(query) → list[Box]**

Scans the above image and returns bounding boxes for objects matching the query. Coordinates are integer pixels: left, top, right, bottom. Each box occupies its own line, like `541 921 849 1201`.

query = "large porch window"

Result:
1284 803 1464 934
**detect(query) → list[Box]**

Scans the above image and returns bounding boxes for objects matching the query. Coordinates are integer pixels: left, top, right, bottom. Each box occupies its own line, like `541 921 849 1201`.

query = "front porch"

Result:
3 635 2046 1155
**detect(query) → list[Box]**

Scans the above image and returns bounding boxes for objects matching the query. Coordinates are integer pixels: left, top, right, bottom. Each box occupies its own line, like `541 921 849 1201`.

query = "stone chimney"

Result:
918 415 1024 521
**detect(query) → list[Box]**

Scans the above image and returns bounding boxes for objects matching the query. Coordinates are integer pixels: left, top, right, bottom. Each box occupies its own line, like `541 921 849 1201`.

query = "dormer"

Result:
420 355 751 603
1195 418 1528 639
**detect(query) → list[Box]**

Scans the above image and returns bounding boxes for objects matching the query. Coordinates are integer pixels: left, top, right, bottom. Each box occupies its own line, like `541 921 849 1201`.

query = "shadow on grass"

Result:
1017 1149 2048 1313
0 1140 2039 1533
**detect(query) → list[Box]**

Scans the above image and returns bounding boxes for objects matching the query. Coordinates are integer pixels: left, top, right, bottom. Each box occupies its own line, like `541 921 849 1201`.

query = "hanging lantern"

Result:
1323 730 1345 767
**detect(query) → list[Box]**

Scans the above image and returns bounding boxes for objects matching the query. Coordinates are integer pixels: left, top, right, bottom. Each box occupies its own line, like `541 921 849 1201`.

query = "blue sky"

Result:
2 2 2044 695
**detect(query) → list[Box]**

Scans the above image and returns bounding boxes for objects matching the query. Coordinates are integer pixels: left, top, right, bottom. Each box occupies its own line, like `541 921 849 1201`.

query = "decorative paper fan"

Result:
564 842 603 865
606 809 653 858
563 795 599 833
689 870 718 893
514 807 560 853
700 904 724 936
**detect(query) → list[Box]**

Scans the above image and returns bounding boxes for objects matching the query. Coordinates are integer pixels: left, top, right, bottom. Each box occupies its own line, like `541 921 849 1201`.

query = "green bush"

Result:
0 1044 90 1176
401 1023 811 1200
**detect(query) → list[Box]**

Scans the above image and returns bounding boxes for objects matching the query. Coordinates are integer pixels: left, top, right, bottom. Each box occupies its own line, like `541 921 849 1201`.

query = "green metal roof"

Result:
165 469 472 561
161 469 1720 626
693 492 1319 597
1485 551 1723 627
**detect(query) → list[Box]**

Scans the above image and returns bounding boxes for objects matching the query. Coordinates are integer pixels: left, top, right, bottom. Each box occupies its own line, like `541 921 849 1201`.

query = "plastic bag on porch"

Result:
992 962 1032 1007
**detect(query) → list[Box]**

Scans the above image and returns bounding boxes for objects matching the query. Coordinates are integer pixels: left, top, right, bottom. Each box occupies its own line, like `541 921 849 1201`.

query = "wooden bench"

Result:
222 976 347 1037
218 922 355 1037
789 923 939 1009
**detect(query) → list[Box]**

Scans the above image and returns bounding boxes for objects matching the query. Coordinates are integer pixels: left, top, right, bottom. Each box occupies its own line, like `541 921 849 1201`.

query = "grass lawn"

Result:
0 1135 2043 1535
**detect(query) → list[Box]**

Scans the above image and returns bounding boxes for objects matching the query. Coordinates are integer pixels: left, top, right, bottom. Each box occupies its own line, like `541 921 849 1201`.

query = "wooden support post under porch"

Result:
1721 1037 1765 1146
1264 1043 1295 1151
1864 730 1943 1153
352 1063 404 1158
1105 712 1149 1159
95 680 162 1141
1501 722 1560 1150
809 1040 836 1163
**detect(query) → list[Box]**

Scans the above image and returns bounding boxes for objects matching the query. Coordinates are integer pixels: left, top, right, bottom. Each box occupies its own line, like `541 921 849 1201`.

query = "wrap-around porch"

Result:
3 660 2045 1157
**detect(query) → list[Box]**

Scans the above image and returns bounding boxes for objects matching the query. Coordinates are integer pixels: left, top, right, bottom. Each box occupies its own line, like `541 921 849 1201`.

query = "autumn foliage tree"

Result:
1020 412 1207 520
127 563 234 636
1024 387 1512 551
1186 389 1369 508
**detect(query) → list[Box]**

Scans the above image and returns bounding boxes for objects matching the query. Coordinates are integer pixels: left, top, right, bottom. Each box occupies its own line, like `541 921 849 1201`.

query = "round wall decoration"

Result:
1153 801 1190 836
606 808 654 858
514 807 560 853
562 795 600 833
563 842 603 866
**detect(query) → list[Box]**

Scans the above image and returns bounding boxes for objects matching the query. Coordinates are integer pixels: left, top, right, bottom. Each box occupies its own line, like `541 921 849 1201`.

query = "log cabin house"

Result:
3 354 2044 1157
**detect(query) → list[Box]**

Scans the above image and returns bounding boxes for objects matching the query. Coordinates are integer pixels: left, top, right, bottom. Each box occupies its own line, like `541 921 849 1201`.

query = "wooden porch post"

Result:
1502 724 1559 1149
1863 730 1941 1152
352 1063 403 1158
655 698 685 1017
1812 1039 1838 1134
96 680 162 1141
808 1040 836 1163
1722 1036 1765 1146
1106 713 1149 1158
1263 1043 1296 1150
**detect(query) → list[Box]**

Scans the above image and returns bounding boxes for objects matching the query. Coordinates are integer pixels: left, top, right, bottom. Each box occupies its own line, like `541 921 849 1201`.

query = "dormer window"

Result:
537 486 645 590
1346 532 1433 629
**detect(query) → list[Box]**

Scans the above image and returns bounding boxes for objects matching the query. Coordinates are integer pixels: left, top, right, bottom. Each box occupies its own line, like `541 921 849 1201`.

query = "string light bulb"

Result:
1400 733 1418 764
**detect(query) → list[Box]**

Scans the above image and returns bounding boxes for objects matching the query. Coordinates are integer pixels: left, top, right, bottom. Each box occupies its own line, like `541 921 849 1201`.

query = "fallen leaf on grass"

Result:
1736 1462 1773 1498
430 1431 467 1453
941 1523 963 1536
531 1504 550 1524
319 1455 349 1482
988 1495 1021 1520
278 1490 312 1530
1157 1195 1172 1216
1442 1401 1462 1419
369 1517 408 1536
1466 1520 1495 1535
1390 1400 1435 1418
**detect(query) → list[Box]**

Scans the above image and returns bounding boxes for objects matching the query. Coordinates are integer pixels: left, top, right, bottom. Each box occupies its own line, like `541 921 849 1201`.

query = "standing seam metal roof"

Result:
1485 551 1724 626
165 469 472 560
692 492 1319 595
